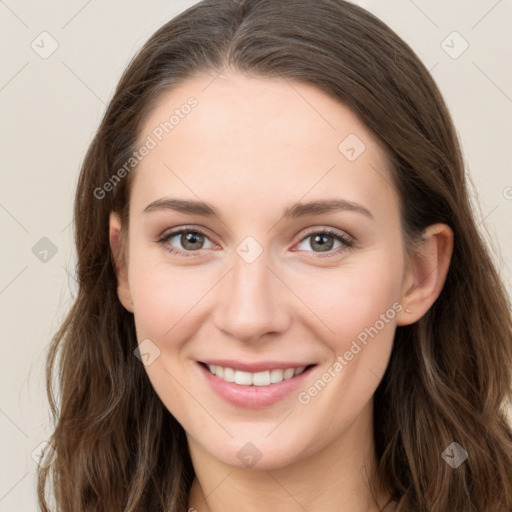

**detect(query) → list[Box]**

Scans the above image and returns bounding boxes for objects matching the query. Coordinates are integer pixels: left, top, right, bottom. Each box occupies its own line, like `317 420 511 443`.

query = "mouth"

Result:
196 360 318 408
198 361 317 386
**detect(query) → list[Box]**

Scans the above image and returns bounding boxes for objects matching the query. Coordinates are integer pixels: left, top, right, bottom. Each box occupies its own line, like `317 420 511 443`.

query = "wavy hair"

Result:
38 0 512 510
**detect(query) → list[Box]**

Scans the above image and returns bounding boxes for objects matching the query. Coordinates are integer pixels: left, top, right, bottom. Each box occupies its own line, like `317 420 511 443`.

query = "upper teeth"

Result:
207 365 307 386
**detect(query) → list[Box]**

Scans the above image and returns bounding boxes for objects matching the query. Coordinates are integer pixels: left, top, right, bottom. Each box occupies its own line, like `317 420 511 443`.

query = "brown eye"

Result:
178 231 205 250
295 229 354 256
158 228 215 256
308 233 335 252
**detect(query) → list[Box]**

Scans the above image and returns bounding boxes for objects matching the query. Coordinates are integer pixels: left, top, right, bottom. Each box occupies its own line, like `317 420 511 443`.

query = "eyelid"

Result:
296 226 354 244
157 224 217 241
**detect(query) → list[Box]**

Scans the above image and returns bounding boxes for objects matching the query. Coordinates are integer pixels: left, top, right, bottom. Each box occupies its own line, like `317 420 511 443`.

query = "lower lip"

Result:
197 362 316 409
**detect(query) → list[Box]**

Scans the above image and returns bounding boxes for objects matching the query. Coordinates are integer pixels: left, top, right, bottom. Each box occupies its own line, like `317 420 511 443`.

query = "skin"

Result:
110 70 453 512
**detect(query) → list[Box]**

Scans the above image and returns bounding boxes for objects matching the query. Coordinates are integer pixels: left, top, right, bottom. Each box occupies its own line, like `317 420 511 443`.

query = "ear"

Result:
396 223 454 326
109 212 134 313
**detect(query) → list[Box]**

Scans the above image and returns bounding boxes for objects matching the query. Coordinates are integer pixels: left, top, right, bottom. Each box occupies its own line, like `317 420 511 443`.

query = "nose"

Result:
212 251 292 344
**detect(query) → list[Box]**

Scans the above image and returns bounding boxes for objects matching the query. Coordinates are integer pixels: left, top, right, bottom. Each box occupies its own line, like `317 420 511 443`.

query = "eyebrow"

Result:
143 197 374 220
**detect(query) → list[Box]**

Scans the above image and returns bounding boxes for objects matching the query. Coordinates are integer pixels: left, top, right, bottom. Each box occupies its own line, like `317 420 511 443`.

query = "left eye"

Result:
295 230 353 254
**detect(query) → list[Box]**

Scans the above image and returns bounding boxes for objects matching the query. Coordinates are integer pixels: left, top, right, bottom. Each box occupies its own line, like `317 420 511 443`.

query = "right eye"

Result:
158 227 216 256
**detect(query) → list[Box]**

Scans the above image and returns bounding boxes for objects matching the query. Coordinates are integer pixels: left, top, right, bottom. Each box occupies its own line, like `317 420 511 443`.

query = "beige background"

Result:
1 1 511 510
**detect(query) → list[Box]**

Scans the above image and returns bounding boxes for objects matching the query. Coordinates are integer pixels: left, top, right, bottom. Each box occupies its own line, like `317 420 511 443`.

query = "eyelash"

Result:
156 226 354 259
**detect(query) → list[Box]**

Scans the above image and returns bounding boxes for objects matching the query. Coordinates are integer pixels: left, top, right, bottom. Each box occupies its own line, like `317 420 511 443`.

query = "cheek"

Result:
293 257 402 426
127 249 212 341
127 254 205 417
298 251 404 345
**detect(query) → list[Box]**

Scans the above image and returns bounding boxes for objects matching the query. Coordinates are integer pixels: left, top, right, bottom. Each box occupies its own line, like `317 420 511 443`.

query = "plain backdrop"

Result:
1 1 511 510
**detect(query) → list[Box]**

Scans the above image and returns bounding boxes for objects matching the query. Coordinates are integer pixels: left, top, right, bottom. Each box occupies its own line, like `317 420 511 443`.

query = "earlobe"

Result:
109 212 134 313
396 223 454 326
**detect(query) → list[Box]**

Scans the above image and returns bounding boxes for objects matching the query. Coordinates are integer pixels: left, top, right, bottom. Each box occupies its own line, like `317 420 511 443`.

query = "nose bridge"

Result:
213 247 290 342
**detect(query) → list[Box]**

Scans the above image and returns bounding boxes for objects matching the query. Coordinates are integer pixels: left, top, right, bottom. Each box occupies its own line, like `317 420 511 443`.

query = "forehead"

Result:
132 70 397 221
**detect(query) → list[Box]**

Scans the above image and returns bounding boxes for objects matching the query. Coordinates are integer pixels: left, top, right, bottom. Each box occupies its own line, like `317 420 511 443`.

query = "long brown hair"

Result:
38 1 512 510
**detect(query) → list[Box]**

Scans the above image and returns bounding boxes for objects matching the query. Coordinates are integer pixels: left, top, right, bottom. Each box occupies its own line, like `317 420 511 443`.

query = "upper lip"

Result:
199 359 316 373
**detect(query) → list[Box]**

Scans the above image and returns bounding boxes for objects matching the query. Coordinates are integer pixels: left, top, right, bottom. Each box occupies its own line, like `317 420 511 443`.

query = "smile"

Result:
197 361 318 408
204 363 311 386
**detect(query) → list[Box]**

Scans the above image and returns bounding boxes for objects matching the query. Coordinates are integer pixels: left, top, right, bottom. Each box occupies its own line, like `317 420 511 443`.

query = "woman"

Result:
37 0 512 511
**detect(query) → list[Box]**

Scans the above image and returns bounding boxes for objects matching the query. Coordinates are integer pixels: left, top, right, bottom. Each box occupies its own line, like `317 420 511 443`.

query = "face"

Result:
112 70 414 470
